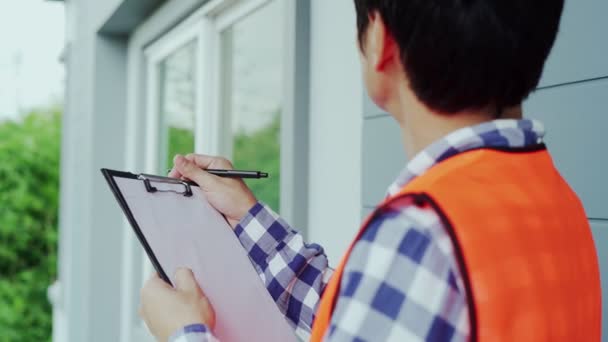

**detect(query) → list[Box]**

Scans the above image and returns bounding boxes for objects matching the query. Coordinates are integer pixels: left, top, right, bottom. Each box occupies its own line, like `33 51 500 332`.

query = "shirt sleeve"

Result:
234 202 334 339
169 324 219 342
323 205 470 341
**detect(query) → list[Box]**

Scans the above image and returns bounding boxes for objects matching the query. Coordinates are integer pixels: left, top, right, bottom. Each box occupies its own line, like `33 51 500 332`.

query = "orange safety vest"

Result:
311 147 602 341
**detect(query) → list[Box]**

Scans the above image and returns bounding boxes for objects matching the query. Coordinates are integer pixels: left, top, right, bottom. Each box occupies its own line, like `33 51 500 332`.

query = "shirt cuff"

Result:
234 202 295 272
169 324 216 342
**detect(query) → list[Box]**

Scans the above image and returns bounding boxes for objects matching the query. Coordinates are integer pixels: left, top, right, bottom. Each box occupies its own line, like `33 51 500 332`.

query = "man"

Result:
139 0 602 341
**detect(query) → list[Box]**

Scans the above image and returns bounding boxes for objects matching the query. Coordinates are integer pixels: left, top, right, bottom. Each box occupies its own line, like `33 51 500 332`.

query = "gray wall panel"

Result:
539 0 608 88
362 115 407 207
363 95 385 118
362 206 375 221
524 78 608 219
590 220 608 342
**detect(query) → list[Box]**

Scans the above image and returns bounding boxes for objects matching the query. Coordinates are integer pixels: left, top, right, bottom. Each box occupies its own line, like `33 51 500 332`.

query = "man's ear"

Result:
367 12 398 72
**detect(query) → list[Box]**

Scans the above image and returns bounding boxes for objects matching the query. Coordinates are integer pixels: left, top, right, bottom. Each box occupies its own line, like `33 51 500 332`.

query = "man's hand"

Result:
139 268 215 342
170 154 257 228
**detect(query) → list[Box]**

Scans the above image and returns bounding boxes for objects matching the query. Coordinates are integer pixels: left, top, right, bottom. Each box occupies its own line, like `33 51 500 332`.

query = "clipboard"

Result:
101 169 296 342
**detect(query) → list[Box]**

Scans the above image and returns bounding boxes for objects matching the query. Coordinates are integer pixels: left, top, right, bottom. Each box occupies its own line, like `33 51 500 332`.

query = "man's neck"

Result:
388 83 523 157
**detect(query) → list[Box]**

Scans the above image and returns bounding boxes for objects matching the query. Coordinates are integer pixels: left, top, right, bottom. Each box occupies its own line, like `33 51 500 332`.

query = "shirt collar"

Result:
387 119 546 196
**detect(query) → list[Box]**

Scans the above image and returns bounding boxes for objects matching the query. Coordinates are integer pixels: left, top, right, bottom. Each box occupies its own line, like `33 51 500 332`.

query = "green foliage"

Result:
167 114 281 211
0 109 61 341
233 114 280 211
166 126 195 171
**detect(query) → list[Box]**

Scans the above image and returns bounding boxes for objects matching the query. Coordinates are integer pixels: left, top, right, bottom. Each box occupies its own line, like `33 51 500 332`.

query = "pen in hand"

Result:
168 168 268 179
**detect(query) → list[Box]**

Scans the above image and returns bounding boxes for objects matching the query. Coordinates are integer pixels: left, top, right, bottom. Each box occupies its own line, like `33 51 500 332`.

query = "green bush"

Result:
167 114 281 211
233 115 280 211
0 109 61 342
166 126 195 172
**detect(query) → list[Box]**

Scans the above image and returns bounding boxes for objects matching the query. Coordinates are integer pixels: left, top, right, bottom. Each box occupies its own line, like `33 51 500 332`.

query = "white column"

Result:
307 0 363 263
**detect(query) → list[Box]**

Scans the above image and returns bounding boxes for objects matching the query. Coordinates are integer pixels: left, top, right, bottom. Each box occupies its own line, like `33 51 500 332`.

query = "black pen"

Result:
168 168 268 179
206 169 268 179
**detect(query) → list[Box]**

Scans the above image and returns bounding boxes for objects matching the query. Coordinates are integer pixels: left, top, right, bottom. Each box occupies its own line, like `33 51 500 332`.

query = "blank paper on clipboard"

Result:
102 169 296 342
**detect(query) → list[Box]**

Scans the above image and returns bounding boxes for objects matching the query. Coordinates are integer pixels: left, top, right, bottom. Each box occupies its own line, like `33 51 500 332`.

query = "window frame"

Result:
144 25 201 174
144 0 278 165
121 0 310 340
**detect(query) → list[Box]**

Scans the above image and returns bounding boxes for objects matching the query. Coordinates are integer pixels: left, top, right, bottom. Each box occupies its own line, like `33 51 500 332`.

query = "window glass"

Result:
158 40 197 172
221 0 284 211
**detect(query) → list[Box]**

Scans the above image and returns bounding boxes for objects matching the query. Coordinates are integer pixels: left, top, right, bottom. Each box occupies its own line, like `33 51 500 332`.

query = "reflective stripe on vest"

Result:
311 147 602 341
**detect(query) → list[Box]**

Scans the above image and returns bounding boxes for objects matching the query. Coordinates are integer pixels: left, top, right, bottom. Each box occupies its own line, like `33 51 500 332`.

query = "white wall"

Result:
307 0 363 264
57 1 131 341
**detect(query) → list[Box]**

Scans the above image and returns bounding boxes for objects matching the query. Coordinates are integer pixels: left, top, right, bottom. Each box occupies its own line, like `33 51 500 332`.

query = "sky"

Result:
0 0 65 121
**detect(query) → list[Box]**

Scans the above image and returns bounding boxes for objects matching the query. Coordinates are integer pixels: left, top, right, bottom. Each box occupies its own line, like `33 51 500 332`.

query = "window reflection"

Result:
221 0 284 211
158 40 197 172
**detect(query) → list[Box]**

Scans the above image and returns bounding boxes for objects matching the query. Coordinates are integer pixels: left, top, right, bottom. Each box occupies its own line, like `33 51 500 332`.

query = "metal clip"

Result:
137 174 193 197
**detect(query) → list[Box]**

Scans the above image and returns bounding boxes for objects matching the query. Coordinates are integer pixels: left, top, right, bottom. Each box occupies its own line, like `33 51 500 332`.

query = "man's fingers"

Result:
139 273 172 327
186 153 233 170
168 168 180 178
175 155 219 191
168 155 188 178
174 268 202 295
141 273 171 298
138 305 151 332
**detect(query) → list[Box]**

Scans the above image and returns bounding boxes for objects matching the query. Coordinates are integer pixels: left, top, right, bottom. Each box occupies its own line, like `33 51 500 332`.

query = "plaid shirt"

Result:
170 119 545 342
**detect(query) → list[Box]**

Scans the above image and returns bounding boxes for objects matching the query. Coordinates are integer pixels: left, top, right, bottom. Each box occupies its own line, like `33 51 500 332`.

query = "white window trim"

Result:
123 0 305 340
144 24 201 174
144 0 275 166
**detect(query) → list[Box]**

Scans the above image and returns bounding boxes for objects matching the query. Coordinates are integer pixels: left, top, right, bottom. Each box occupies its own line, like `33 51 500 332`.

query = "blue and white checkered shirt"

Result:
170 119 545 342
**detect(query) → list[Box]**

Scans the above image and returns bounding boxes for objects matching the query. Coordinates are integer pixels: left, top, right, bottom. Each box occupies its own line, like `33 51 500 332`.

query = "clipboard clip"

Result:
138 174 193 197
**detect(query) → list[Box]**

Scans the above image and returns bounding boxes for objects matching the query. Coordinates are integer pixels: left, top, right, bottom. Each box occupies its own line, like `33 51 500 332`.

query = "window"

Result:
220 0 284 210
158 40 197 172
125 1 307 339
145 0 284 210
145 23 202 176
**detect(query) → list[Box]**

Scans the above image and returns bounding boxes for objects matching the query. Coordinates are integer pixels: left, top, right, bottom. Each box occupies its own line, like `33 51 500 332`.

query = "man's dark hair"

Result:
354 0 564 114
